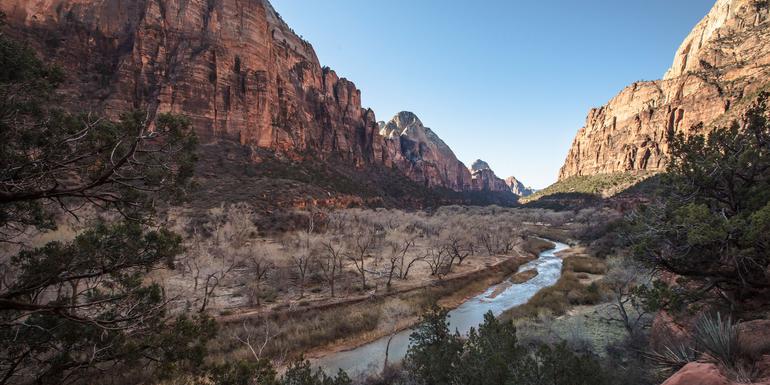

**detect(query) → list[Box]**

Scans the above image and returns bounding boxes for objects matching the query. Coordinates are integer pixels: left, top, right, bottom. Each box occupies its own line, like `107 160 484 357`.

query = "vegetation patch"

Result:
522 172 652 204
563 255 608 275
500 253 609 320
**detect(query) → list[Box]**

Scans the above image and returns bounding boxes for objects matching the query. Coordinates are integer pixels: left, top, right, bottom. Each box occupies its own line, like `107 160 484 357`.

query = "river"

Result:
313 240 569 377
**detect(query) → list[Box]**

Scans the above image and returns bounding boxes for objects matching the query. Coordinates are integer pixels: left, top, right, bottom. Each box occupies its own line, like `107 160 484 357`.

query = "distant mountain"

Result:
379 113 512 193
469 159 509 192
560 0 770 180
504 176 536 197
380 112 473 191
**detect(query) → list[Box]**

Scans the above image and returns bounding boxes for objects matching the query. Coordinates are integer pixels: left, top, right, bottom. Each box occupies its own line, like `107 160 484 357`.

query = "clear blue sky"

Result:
272 0 715 189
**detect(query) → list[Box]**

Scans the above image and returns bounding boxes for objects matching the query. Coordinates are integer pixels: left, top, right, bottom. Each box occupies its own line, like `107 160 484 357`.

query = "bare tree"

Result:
182 232 207 293
284 233 317 299
383 235 414 290
234 317 282 367
401 249 424 280
444 233 474 267
425 245 452 277
604 257 653 335
199 246 237 313
239 242 277 307
346 228 378 291
318 236 346 297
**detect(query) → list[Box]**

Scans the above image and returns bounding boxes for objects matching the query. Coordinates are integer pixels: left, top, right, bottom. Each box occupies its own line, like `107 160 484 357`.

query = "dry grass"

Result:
501 273 603 319
211 253 532 362
500 252 609 320
521 237 555 256
511 269 539 284
563 255 607 275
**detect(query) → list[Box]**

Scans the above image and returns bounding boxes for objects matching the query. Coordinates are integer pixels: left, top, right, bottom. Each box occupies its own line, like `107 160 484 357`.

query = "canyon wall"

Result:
0 0 390 167
559 0 770 180
1 0 519 196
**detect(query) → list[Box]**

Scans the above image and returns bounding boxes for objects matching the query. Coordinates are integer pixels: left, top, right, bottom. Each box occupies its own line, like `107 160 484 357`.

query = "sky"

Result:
271 0 715 189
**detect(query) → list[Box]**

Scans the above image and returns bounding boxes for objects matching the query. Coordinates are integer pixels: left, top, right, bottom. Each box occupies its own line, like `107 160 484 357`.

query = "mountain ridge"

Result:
0 0 517 199
559 0 770 180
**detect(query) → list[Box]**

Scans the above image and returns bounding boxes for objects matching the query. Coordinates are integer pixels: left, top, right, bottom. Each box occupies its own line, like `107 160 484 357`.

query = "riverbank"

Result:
499 240 630 357
499 243 607 320
212 237 554 363
312 239 569 376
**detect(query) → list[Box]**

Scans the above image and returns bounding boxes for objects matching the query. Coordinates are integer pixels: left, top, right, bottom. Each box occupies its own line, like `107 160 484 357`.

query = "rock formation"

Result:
379 112 473 190
0 0 388 167
559 0 770 180
505 176 536 197
469 160 510 192
0 0 517 197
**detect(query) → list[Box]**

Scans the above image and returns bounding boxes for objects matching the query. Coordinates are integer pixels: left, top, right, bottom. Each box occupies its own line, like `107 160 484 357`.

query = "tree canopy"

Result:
0 14 204 384
630 93 770 311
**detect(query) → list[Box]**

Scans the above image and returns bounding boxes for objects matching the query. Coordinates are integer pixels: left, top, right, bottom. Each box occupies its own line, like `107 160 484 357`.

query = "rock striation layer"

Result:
559 0 770 180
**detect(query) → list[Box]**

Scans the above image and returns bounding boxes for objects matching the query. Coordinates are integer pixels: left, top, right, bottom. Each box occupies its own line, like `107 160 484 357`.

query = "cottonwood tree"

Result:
443 232 474 267
383 234 415 290
239 242 277 307
477 223 520 256
401 249 424 281
345 228 378 291
318 235 346 297
185 227 239 313
218 202 257 248
0 25 207 385
199 248 237 312
283 232 317 298
181 232 207 294
425 245 452 277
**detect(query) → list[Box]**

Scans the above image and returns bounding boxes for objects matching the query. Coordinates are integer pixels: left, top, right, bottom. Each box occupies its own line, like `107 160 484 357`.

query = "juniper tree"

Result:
0 16 205 384
629 93 770 311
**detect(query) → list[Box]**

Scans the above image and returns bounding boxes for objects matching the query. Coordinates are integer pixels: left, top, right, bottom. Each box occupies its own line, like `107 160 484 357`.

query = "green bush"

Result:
403 307 610 385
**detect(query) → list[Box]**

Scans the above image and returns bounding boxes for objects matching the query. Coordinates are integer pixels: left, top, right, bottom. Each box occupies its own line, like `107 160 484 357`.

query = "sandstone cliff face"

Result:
559 0 770 180
504 176 536 197
0 0 388 167
1 0 518 195
469 160 510 192
379 112 473 190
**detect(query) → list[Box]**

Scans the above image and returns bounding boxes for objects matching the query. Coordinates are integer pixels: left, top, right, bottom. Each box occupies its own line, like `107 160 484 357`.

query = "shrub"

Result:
647 343 698 373
511 342 609 385
693 313 739 367
404 308 609 385
207 359 278 385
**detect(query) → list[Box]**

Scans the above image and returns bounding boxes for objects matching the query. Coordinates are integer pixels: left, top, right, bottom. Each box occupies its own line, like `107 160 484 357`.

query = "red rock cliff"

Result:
559 0 770 180
0 0 519 195
0 0 388 167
